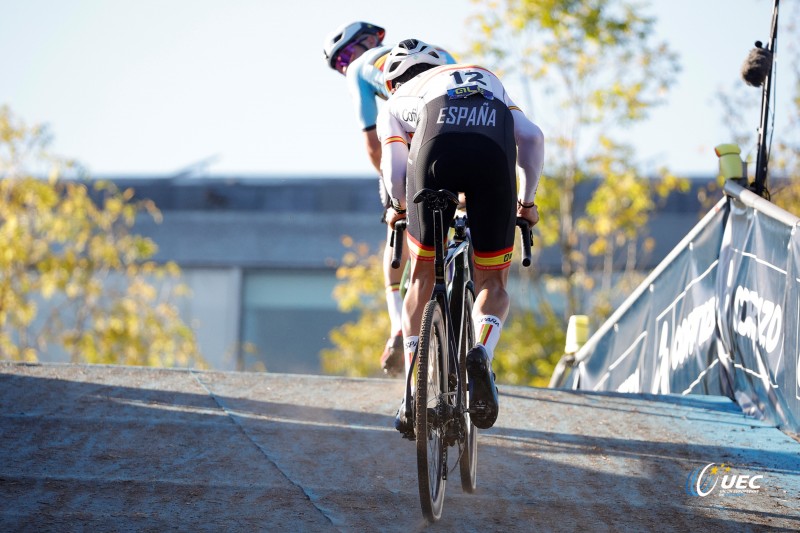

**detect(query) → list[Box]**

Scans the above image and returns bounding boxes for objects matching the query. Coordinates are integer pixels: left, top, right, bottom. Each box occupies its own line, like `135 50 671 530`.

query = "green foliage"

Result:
0 105 202 367
494 304 566 387
320 237 387 377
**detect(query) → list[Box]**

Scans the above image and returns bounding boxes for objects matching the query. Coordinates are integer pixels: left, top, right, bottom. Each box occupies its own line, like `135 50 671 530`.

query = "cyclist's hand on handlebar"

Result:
516 203 539 227
386 207 407 228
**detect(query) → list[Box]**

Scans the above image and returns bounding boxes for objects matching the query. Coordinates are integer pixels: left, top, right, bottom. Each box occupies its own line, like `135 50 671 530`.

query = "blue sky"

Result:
0 0 792 178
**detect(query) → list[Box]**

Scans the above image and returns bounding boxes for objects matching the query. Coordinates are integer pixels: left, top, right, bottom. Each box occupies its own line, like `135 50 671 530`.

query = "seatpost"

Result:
432 207 446 285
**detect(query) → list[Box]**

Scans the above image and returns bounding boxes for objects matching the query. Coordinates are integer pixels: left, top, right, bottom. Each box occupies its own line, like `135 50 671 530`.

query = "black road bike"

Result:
391 189 532 522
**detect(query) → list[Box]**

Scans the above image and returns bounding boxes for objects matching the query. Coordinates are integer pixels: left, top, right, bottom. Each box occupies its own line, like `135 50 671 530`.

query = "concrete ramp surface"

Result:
1 362 798 531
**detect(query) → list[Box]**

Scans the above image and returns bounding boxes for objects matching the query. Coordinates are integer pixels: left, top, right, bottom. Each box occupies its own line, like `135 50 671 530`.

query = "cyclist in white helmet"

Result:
378 39 544 433
323 22 456 376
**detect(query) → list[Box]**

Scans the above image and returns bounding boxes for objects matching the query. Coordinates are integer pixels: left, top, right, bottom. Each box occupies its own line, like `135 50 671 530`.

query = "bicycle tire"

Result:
458 286 478 493
415 299 448 522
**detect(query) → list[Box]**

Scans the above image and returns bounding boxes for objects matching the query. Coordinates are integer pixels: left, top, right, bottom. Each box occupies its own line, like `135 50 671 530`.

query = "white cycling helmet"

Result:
323 21 385 70
384 39 447 93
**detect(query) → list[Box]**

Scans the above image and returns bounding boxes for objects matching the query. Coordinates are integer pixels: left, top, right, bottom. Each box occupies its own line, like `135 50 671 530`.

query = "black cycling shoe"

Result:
466 345 499 429
394 398 415 440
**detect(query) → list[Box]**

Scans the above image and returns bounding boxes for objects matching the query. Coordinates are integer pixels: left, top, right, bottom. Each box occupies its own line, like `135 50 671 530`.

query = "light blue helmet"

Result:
323 21 386 70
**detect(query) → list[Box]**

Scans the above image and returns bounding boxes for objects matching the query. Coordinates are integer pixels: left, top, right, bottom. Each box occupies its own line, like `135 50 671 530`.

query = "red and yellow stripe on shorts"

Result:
473 246 513 271
407 234 435 262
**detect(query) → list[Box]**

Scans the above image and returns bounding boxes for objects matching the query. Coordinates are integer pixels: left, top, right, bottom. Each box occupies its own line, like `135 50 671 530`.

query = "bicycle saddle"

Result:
413 188 459 210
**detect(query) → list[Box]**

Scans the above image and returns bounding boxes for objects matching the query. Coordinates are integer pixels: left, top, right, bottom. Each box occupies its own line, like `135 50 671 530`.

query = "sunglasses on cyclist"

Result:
335 38 367 71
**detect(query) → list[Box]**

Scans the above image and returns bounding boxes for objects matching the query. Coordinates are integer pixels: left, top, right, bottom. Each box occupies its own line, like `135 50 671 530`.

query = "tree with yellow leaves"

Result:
320 236 387 377
0 106 202 367
467 0 687 320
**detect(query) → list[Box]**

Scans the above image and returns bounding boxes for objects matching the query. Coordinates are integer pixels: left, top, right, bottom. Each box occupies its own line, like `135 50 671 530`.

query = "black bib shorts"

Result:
405 94 517 270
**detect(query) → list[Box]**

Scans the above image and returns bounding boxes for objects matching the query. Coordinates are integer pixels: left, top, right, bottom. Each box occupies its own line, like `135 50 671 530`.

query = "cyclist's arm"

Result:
364 127 381 172
510 107 544 205
376 110 410 210
346 66 383 172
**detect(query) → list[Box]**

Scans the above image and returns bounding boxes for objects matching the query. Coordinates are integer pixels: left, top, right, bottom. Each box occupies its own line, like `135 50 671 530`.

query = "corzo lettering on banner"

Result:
733 285 782 354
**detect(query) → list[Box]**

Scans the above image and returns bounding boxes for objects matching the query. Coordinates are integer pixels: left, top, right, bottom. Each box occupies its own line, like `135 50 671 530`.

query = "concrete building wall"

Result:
177 268 242 371
75 175 721 374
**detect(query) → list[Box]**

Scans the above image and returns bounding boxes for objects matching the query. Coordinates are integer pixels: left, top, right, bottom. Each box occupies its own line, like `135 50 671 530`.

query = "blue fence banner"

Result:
553 181 800 434
717 193 800 430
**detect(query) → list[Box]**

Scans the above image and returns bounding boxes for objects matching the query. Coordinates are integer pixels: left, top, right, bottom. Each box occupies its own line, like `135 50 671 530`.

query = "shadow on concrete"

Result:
1 363 798 532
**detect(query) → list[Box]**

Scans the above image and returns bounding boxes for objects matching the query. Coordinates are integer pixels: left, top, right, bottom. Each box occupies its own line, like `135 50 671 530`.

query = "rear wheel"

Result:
458 287 478 492
416 300 448 522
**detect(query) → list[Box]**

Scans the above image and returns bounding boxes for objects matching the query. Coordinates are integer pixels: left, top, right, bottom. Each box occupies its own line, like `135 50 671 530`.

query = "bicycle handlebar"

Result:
516 218 533 267
391 219 407 269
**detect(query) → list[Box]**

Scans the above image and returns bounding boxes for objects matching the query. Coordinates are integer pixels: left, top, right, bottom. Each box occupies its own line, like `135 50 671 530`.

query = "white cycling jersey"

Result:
377 64 544 208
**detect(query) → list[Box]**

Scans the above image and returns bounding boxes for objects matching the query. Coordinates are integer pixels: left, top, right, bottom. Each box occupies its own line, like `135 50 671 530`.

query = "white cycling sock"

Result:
403 336 419 389
386 285 403 337
473 315 502 362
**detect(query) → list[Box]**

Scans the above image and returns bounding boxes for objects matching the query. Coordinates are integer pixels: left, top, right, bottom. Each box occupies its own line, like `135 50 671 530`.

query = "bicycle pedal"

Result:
469 404 493 419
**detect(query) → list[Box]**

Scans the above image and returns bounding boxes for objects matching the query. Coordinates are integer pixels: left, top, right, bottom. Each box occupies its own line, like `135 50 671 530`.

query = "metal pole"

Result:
752 0 780 198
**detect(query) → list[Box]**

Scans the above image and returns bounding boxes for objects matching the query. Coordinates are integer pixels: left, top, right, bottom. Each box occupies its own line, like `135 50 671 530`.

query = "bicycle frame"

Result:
393 203 532 422
392 188 532 522
440 212 472 415
398 207 472 422
430 209 472 415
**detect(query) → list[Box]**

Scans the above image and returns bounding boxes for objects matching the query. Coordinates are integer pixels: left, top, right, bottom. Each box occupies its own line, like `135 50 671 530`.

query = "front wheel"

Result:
416 300 448 522
458 287 478 493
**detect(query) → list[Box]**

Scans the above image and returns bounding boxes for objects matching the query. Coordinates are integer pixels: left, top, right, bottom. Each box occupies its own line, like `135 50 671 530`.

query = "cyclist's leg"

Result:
402 255 435 346
471 269 510 350
456 112 516 429
402 127 459 348
394 130 458 434
465 210 513 430
471 267 510 360
383 222 409 321
460 103 517 361
379 178 406 374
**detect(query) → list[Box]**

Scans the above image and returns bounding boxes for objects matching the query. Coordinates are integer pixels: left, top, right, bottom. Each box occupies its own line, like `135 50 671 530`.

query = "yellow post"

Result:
714 143 746 182
564 315 589 355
